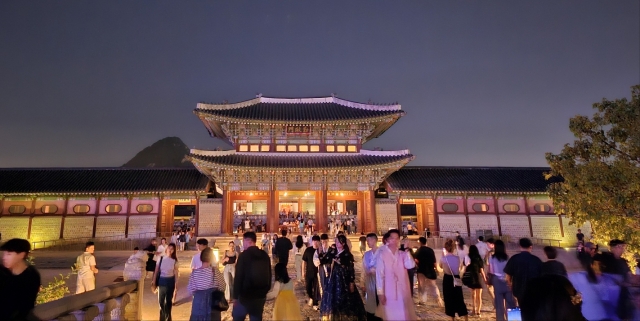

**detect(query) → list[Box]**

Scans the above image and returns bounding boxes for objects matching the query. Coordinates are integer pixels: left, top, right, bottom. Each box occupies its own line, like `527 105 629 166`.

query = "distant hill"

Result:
122 137 193 168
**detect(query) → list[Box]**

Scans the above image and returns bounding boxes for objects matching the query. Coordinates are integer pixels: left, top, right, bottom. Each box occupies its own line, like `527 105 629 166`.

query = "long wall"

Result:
393 193 590 246
0 195 197 244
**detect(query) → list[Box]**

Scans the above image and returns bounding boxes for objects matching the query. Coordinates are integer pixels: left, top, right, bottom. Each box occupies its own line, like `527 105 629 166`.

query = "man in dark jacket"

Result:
232 232 271 321
274 229 293 264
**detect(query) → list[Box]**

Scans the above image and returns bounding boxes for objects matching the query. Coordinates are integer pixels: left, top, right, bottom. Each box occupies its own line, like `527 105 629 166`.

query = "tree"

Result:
546 85 640 260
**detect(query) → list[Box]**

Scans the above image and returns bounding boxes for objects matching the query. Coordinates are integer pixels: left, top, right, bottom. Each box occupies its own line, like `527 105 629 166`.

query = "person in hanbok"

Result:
375 229 418 321
320 234 367 321
362 233 382 321
187 248 226 321
267 262 304 320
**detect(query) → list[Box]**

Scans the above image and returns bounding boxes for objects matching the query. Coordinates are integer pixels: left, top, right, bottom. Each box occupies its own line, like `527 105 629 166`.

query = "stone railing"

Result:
32 257 145 321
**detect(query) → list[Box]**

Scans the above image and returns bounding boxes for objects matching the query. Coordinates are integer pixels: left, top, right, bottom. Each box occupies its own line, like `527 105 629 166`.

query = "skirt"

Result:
443 274 468 317
273 290 303 321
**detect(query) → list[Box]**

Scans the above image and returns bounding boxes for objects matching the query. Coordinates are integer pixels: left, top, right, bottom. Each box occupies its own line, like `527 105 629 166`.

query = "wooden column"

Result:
463 193 471 238
396 193 402 230
268 189 279 233
558 215 564 238
30 197 36 214
494 194 502 236
59 196 69 239
363 189 377 234
433 193 439 234
0 196 4 214
27 216 33 240
92 195 101 238
157 194 164 235
524 195 533 237
194 194 200 236
315 189 328 233
124 195 132 238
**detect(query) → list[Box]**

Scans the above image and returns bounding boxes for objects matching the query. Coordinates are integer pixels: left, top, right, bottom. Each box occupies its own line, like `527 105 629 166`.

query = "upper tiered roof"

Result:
188 149 414 170
195 96 404 123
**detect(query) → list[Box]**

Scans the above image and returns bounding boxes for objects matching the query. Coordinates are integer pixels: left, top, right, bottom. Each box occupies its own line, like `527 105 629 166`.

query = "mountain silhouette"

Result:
122 137 193 168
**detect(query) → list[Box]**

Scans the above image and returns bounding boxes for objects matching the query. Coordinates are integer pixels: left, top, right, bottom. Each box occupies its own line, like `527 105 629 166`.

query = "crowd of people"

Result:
2 227 640 320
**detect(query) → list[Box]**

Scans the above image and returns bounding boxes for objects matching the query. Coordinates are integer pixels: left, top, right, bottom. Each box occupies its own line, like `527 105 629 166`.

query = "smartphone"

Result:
507 308 522 321
400 244 405 251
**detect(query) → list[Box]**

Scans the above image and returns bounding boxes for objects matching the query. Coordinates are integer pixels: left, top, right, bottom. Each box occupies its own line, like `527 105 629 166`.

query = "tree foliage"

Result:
546 85 640 258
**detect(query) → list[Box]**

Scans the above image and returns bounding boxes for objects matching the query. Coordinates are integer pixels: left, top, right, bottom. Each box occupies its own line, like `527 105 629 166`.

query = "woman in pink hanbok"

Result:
375 229 418 321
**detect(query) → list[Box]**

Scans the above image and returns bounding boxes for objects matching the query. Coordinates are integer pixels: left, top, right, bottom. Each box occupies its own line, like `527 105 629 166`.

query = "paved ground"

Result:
35 246 582 321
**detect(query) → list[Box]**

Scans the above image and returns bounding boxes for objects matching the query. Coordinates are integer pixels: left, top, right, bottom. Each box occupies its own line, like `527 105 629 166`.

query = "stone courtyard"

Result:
34 242 582 321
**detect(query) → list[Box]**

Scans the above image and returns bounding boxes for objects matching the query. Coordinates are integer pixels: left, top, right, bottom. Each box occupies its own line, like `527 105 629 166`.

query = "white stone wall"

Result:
95 216 126 238
375 200 398 232
468 215 499 237
127 215 157 238
561 216 592 245
438 214 468 237
30 216 62 242
530 216 563 241
499 215 531 239
0 217 29 240
198 199 222 236
63 216 94 239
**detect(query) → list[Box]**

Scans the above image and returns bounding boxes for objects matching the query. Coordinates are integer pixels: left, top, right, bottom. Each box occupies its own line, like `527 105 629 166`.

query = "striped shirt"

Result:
187 267 226 294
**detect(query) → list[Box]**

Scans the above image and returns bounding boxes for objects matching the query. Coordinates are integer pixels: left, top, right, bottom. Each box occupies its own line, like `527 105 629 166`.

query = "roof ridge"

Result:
196 96 402 112
0 167 199 171
400 166 551 170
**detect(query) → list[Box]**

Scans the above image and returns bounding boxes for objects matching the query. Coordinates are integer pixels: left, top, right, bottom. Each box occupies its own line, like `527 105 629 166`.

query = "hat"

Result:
584 242 595 249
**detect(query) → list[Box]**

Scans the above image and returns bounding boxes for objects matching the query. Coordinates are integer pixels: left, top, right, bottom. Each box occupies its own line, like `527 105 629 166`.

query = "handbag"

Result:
152 257 163 294
462 264 474 287
211 267 229 311
211 289 229 311
444 255 463 287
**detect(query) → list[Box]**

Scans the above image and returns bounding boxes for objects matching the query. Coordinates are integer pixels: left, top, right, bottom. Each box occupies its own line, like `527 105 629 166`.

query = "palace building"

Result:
0 95 590 246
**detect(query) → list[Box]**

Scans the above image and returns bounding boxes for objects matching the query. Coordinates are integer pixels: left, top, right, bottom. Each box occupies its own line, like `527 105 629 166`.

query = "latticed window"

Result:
41 205 58 214
137 204 153 213
533 203 551 213
73 204 90 214
503 203 520 213
442 203 459 212
8 205 26 214
472 203 489 212
105 204 122 213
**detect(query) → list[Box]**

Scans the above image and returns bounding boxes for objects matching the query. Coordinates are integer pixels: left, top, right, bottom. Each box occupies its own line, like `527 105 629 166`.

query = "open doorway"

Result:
173 205 195 232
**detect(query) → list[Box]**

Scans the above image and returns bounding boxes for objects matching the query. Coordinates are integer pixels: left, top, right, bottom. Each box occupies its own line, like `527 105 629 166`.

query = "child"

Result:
266 263 303 321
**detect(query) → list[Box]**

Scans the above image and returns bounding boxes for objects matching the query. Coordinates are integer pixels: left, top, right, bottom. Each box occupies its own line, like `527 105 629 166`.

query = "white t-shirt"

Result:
191 251 203 270
476 241 490 259
158 257 177 278
155 244 167 261
76 252 96 279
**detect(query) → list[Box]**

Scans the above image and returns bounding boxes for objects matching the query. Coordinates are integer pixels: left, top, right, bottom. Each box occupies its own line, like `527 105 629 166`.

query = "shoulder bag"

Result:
211 267 229 311
151 257 163 294
444 255 463 287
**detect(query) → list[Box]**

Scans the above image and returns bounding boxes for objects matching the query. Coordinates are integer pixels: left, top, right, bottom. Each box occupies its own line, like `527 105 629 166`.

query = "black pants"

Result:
158 277 175 321
305 275 321 305
407 268 416 296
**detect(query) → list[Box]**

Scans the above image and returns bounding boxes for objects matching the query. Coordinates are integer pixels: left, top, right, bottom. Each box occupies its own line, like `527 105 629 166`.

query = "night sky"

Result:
1 1 638 168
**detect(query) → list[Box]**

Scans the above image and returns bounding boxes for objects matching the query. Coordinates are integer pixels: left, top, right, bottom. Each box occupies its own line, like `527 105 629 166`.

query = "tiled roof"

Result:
0 168 210 195
189 150 414 169
195 96 404 122
386 167 561 193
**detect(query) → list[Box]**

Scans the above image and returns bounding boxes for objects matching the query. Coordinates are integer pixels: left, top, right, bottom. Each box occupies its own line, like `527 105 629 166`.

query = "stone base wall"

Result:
561 216 592 245
0 217 29 240
499 215 531 239
468 215 499 238
198 199 223 236
30 216 62 242
531 216 563 240
375 200 397 233
95 216 127 238
127 215 158 238
438 214 468 238
63 216 95 239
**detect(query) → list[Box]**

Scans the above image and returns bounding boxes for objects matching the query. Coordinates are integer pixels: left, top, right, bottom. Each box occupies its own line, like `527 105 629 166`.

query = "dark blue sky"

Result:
1 1 638 167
